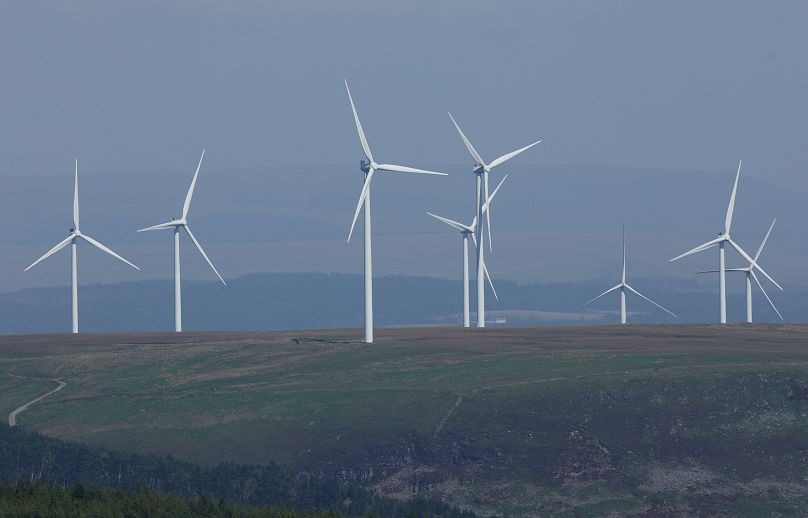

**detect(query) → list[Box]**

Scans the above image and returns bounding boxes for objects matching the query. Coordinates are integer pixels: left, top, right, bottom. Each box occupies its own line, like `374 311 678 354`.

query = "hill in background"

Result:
0 272 797 334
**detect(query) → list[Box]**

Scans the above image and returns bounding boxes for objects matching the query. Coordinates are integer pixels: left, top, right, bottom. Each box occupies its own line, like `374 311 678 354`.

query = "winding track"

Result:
8 377 66 427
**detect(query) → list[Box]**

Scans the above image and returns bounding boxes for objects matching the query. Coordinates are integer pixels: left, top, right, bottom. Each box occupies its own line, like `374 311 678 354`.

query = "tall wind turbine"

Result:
447 112 540 328
670 161 781 323
137 149 226 332
427 176 507 327
577 226 676 324
345 81 447 343
696 218 782 322
24 159 140 334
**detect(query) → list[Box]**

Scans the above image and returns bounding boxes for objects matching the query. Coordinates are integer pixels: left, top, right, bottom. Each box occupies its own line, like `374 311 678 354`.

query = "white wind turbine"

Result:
24 159 140 334
578 226 676 324
345 81 447 343
670 160 781 323
137 149 226 332
447 112 540 328
427 176 507 327
696 218 782 323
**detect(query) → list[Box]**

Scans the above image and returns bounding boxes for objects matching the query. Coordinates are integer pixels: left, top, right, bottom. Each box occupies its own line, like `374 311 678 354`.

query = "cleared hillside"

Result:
2 325 808 515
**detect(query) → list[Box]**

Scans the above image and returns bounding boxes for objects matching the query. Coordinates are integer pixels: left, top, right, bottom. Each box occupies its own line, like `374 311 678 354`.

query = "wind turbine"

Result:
696 218 782 323
24 159 140 334
447 111 540 328
137 149 226 332
670 160 781 323
345 81 447 343
427 176 507 327
577 226 676 324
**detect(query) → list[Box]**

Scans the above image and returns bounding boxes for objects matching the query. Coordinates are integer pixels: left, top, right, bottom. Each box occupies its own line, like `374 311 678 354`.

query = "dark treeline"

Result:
0 426 473 518
0 481 346 518
1 272 797 334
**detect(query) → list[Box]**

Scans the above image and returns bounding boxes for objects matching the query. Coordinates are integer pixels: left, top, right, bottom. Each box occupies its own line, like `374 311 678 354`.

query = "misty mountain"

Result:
0 163 804 295
0 272 797 335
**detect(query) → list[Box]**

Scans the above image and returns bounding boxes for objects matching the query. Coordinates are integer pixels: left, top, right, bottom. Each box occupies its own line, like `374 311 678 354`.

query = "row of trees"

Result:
0 481 347 517
0 426 474 517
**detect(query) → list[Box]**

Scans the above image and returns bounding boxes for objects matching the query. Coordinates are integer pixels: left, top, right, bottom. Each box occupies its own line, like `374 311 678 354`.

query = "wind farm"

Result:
3 2 808 517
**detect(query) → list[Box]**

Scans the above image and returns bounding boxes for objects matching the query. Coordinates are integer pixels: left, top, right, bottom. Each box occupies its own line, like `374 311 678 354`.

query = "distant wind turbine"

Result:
25 159 140 334
137 149 226 332
345 81 447 344
577 226 676 324
447 111 540 328
427 176 507 327
696 218 782 322
670 160 781 323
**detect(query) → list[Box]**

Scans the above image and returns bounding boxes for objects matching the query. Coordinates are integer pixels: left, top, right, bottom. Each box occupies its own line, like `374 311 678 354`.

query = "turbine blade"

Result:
347 168 375 243
576 284 621 312
447 111 484 166
426 212 472 232
488 140 542 169
695 269 746 274
482 174 508 213
753 217 776 262
484 173 492 253
79 234 140 270
670 237 723 261
345 80 373 163
376 163 447 176
137 221 176 232
725 160 742 234
484 263 498 301
184 225 226 285
624 284 677 318
728 238 782 291
24 234 74 271
621 223 626 284
182 148 205 219
751 270 783 320
73 159 79 232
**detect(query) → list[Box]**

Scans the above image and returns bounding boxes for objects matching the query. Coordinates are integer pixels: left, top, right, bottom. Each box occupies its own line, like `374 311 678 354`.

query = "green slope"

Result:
2 325 808 515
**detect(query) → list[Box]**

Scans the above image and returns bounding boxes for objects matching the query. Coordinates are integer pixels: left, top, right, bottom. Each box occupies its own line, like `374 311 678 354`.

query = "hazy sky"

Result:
2 1 808 189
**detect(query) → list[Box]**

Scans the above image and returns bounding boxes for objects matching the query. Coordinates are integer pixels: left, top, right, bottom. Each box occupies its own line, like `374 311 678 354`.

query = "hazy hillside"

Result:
1 163 805 294
0 272 798 334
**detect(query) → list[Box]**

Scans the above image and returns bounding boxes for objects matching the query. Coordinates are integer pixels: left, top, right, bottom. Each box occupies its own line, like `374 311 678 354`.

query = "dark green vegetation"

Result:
0 481 346 518
0 426 471 517
2 326 808 515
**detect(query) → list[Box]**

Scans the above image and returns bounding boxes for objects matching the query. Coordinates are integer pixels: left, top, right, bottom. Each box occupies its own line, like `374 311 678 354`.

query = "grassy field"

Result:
2 325 808 515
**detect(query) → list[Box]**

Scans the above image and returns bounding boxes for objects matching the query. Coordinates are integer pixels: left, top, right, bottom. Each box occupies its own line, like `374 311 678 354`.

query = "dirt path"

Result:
8 377 66 427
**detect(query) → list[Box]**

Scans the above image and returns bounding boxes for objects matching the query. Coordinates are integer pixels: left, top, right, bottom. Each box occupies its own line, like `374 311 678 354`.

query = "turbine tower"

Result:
577 226 676 324
24 159 140 333
427 176 507 326
137 149 226 332
696 218 782 323
670 160 781 323
447 112 540 328
345 81 447 343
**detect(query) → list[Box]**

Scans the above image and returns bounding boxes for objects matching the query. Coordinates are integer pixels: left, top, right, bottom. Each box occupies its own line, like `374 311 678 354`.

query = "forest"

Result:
0 426 473 517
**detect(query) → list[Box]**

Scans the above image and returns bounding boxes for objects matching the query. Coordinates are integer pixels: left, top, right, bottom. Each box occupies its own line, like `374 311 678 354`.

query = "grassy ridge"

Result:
2 326 808 514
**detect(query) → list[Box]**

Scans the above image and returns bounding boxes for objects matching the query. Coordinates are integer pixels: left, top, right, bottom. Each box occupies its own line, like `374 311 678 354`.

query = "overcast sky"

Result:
1 1 807 189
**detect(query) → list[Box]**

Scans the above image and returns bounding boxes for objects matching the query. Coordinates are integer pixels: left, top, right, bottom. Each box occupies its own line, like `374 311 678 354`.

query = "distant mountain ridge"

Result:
1 163 805 294
0 272 801 334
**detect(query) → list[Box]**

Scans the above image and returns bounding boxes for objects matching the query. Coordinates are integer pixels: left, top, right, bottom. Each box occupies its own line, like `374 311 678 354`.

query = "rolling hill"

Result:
2 326 808 515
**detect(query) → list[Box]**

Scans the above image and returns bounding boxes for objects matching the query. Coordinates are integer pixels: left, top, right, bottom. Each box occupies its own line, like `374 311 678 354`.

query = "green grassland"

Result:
2 325 808 515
